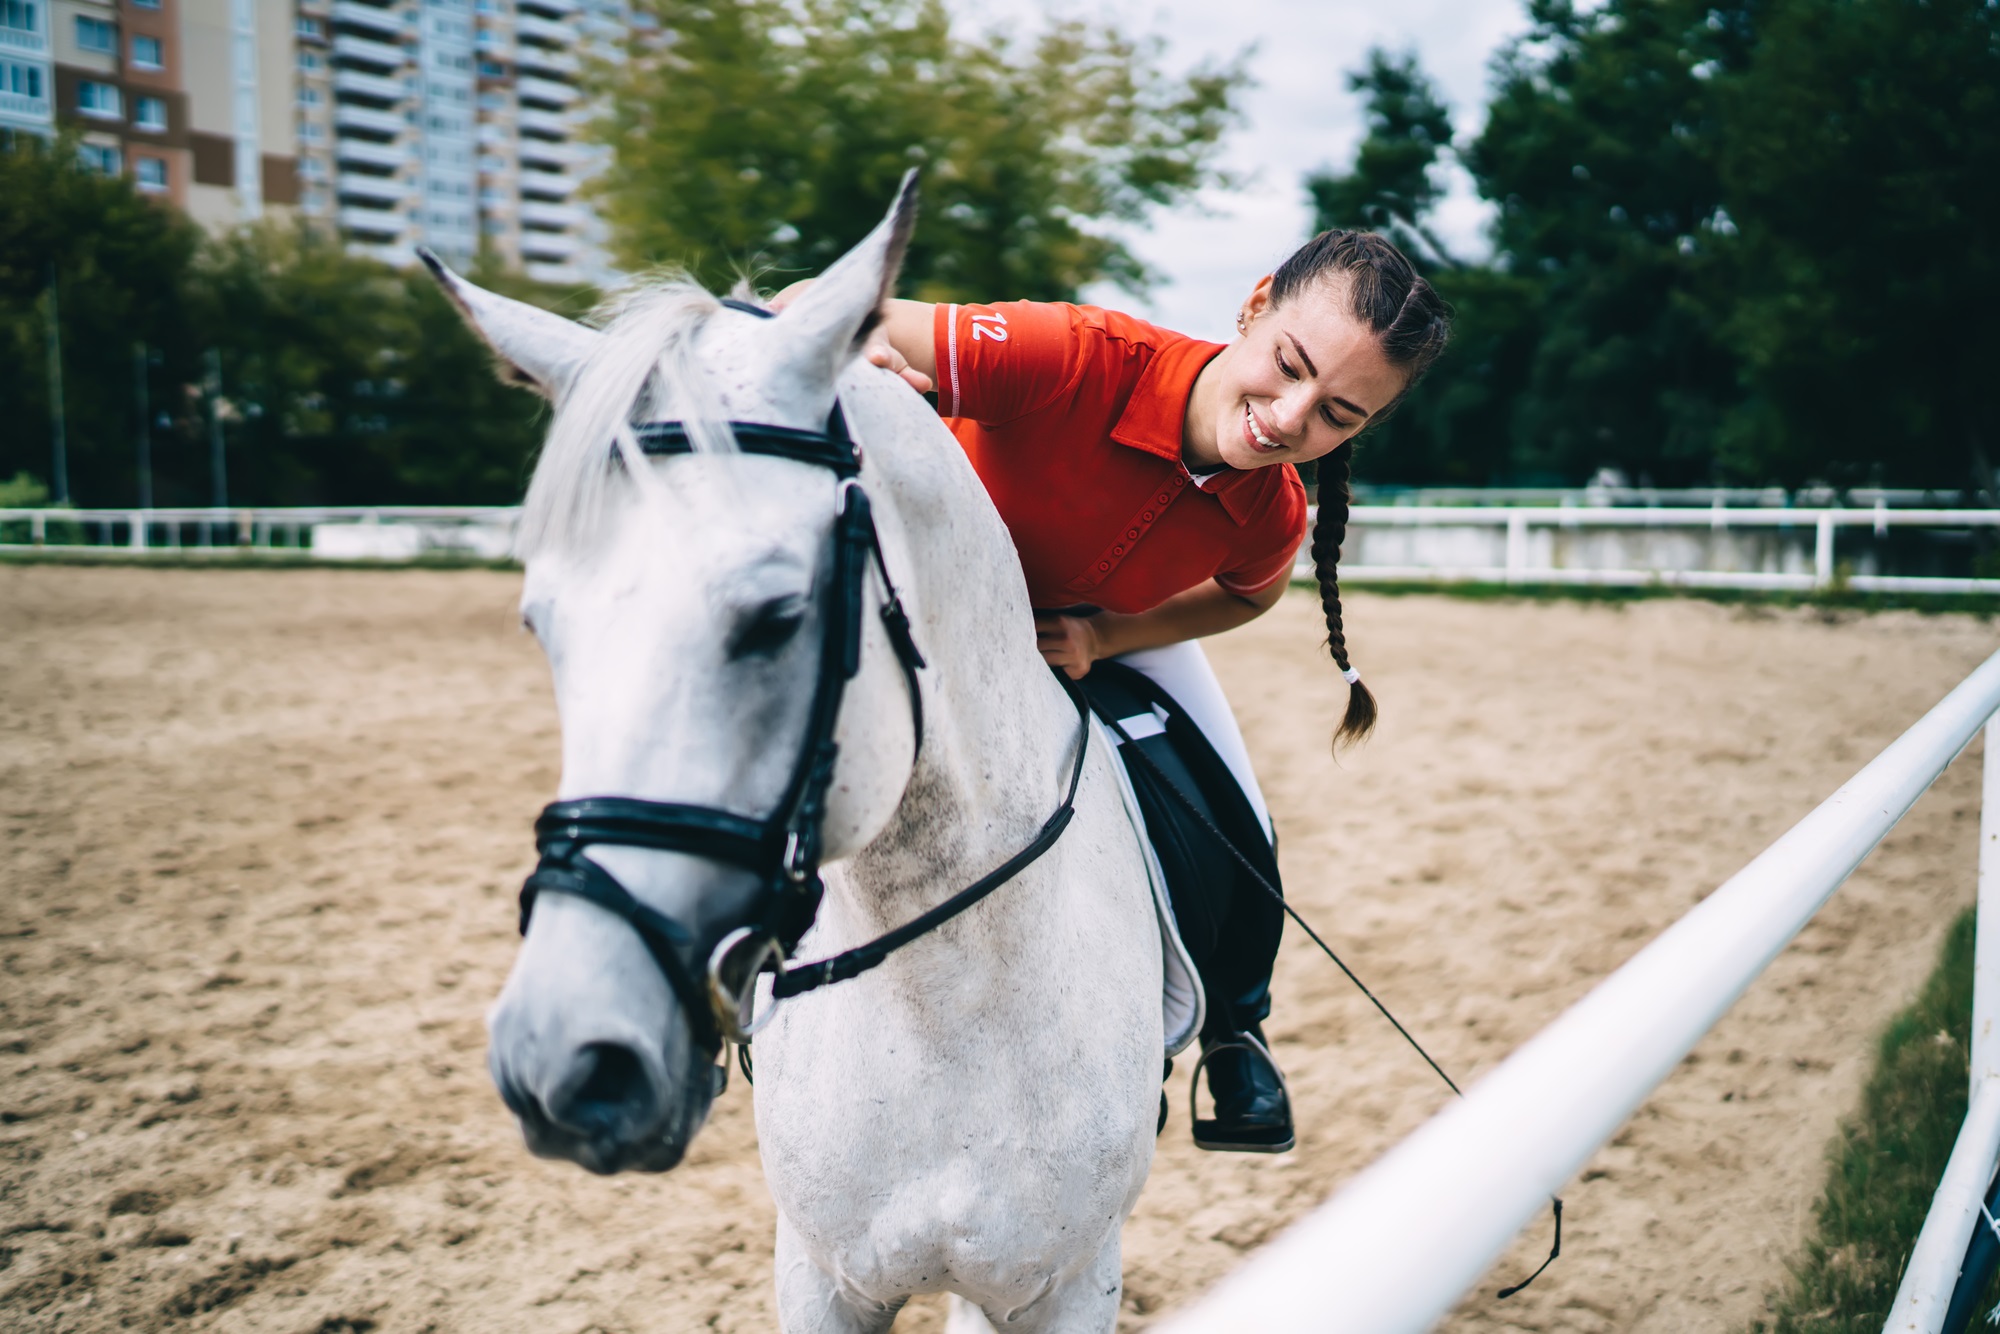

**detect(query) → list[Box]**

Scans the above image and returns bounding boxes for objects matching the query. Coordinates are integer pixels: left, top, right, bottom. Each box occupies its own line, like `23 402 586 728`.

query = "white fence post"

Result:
1977 715 2000 1093
1505 510 1528 584
129 511 146 551
1815 511 1837 588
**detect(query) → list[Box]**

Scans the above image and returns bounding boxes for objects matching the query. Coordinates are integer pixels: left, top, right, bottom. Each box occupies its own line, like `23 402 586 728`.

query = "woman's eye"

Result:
1276 353 1297 380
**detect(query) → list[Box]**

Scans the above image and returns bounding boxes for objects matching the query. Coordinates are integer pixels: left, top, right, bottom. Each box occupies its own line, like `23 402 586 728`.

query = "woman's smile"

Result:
1243 403 1287 454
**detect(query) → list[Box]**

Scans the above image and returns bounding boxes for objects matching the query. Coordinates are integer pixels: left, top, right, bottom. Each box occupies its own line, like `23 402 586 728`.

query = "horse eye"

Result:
730 599 806 659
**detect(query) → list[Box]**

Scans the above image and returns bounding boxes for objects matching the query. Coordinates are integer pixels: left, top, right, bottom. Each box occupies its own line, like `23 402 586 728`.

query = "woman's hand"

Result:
1035 611 1109 679
768 282 934 395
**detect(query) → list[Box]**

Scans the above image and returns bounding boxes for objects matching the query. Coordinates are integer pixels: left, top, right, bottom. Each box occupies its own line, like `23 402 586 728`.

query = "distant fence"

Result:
1156 650 2000 1334
7 502 2000 594
1307 504 2000 596
0 506 518 560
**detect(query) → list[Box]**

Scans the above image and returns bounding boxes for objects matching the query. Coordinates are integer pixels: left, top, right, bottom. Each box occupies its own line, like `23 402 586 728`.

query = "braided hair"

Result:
1268 230 1450 750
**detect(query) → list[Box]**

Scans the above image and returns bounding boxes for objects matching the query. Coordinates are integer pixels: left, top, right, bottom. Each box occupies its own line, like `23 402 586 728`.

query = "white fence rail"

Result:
1156 649 2000 1334
0 506 517 560
1298 505 2000 596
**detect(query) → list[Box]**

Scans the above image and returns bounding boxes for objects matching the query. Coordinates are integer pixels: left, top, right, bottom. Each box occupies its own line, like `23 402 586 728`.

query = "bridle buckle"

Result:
707 926 786 1044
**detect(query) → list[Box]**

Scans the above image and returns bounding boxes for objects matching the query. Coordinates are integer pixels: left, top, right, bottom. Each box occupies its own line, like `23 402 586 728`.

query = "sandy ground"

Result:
2 565 1995 1334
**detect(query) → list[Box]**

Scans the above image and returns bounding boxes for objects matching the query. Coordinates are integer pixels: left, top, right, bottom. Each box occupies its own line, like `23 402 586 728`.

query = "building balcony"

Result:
524 260 585 284
516 0 578 15
334 67 406 102
519 199 585 228
337 171 408 203
516 106 570 137
330 1 407 38
0 90 50 122
0 24 47 54
518 167 574 198
513 13 577 44
333 33 404 69
516 135 583 167
520 230 579 259
335 135 405 168
350 241 413 267
339 204 407 238
513 44 577 77
515 75 576 108
334 102 406 136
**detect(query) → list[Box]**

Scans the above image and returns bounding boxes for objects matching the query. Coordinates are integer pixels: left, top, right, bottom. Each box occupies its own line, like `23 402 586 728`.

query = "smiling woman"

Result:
789 225 1452 1156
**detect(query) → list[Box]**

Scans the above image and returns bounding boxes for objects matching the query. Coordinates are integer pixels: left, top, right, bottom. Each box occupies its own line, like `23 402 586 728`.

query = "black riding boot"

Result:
1192 1025 1294 1153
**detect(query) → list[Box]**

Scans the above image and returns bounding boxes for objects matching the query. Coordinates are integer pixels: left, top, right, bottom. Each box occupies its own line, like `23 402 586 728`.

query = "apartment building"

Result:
287 0 618 282
1 0 55 142
16 0 618 284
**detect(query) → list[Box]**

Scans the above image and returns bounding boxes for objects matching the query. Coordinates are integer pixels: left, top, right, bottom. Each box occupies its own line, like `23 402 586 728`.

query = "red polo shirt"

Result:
933 300 1307 615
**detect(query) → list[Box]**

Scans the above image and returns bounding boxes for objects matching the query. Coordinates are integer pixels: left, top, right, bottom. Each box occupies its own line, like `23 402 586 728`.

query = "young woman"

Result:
781 229 1450 1151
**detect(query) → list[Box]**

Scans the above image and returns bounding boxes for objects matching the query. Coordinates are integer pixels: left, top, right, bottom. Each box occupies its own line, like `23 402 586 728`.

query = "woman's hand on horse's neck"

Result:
770 282 937 395
1039 578 1285 680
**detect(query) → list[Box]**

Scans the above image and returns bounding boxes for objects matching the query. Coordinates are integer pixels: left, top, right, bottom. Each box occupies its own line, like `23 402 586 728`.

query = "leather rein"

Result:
518 300 1091 1058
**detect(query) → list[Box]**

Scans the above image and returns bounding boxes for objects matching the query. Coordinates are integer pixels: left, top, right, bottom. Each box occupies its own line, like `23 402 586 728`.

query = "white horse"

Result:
427 179 1195 1332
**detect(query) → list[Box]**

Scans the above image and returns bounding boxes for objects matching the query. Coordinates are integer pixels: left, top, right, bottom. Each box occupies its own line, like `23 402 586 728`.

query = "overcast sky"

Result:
963 0 1531 340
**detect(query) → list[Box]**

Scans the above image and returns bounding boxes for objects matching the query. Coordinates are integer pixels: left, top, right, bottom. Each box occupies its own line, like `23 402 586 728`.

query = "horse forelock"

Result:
516 276 732 561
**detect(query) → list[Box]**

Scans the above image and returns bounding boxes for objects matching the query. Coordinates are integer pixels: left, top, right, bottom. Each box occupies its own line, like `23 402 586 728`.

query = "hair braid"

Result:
1311 444 1376 751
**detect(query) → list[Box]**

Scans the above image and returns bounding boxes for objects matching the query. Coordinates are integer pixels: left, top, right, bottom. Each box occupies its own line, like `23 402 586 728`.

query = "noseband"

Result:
519 300 1089 1058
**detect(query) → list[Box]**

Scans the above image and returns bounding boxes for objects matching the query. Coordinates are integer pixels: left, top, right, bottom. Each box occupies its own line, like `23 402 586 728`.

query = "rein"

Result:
519 299 1091 1059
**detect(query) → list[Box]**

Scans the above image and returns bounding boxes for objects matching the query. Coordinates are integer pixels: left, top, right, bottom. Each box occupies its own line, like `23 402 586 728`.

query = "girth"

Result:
517 296 1088 1058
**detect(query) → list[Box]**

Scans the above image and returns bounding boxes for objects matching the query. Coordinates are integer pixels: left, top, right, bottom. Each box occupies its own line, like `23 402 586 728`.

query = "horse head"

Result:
426 177 925 1174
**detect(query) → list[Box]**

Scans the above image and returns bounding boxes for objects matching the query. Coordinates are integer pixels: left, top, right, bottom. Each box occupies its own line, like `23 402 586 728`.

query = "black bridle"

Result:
519 301 1090 1058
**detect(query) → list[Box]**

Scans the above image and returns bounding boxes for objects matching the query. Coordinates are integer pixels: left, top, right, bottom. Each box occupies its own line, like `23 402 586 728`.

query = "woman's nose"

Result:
1270 388 1313 436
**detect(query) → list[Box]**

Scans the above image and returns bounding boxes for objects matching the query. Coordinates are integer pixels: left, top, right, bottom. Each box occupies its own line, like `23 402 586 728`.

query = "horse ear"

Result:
419 248 600 399
772 170 918 385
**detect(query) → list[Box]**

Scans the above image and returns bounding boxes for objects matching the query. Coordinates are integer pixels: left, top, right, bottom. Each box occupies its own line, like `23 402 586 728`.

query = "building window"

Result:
78 141 120 174
0 0 38 35
134 155 167 191
76 15 115 51
298 119 323 140
131 0 161 9
130 33 162 68
297 49 322 70
0 59 43 98
76 80 121 118
295 15 320 36
476 58 502 77
133 93 165 129
297 85 321 105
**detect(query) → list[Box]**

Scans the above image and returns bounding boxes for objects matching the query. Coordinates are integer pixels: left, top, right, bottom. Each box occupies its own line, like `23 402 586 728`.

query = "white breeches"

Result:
1110 640 1272 840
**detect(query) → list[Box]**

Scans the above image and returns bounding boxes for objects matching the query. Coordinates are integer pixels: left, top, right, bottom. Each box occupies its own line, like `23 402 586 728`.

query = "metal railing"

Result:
0 506 516 558
1155 650 2000 1333
1297 505 2000 595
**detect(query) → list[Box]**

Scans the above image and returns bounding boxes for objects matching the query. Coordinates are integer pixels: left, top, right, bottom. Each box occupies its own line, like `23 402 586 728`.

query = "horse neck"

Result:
826 381 1083 931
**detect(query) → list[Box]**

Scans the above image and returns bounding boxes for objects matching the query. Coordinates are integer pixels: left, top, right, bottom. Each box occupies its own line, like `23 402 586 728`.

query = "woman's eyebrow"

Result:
1286 330 1372 420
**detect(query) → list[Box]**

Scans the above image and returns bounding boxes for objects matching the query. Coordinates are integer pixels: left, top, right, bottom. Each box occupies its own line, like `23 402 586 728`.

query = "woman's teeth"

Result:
1246 406 1279 450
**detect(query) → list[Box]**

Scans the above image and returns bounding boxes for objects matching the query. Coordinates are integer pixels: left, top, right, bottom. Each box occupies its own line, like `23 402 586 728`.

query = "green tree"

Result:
1713 0 2000 491
1466 0 1745 486
589 0 1244 300
0 134 201 505
1305 48 1460 271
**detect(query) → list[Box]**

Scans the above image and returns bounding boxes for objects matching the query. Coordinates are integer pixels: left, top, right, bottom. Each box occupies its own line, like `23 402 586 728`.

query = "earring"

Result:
1236 313 1248 332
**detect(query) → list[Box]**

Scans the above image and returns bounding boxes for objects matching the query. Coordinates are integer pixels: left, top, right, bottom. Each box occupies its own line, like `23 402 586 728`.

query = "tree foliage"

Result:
0 143 585 507
589 0 1244 300
1322 0 1996 491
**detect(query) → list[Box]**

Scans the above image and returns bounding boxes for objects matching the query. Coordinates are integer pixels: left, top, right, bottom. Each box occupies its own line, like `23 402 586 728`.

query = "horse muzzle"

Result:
489 1024 722 1175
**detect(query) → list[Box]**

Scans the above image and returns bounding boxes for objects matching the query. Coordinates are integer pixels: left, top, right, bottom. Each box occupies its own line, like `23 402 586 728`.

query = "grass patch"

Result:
1306 576 2000 618
1749 909 1990 1331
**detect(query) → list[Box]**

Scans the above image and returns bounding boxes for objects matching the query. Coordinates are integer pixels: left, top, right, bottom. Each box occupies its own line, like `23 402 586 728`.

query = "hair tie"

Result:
1341 666 1361 685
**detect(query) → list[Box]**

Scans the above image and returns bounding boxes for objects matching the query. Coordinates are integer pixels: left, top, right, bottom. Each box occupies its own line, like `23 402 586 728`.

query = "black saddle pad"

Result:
1079 661 1284 1032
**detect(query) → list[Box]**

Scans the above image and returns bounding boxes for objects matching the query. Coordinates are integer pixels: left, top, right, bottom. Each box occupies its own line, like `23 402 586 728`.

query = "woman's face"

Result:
1200 274 1408 471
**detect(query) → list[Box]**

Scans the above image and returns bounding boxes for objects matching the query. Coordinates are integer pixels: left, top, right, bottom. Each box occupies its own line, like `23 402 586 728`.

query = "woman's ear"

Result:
1240 274 1277 327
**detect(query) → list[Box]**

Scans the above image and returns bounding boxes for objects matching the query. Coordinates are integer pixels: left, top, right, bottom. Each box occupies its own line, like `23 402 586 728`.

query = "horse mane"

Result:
516 275 736 560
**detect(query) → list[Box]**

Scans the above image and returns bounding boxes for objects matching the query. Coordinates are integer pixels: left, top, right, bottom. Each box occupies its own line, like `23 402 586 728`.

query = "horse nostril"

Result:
549 1042 656 1135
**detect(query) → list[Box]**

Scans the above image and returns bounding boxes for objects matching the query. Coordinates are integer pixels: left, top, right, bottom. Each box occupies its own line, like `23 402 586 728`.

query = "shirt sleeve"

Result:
1215 481 1309 597
932 300 1080 424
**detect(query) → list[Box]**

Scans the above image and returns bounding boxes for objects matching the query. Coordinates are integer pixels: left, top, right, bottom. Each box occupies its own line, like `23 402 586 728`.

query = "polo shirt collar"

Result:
1107 336 1266 525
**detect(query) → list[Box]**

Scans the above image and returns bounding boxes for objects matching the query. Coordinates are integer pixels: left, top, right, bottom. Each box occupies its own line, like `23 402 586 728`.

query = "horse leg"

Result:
774 1214 902 1334
952 1230 1125 1334
942 1295 999 1333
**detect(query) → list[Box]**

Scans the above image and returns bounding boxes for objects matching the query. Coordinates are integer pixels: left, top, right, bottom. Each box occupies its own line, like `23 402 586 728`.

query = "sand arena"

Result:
2 564 1993 1332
